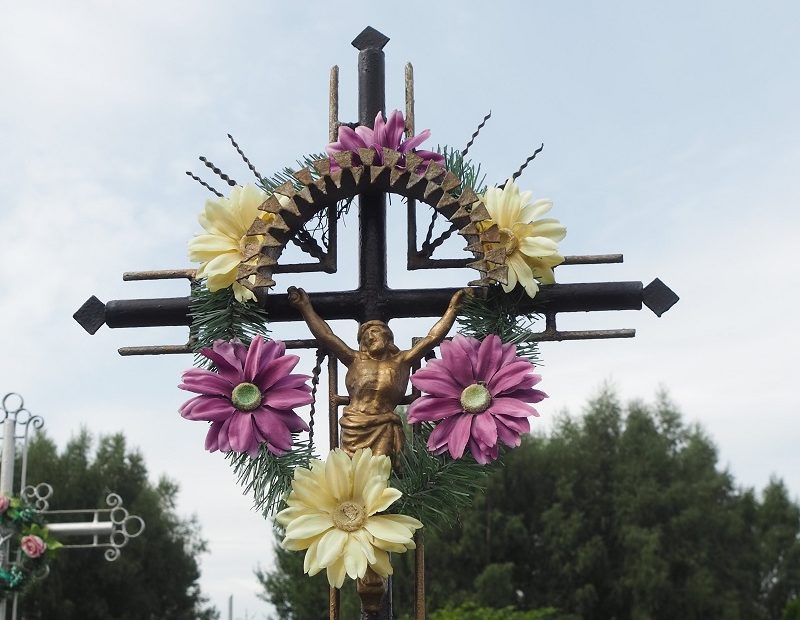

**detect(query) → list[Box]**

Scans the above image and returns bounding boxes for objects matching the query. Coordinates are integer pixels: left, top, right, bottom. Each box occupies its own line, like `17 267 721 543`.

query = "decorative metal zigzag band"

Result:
235 147 509 294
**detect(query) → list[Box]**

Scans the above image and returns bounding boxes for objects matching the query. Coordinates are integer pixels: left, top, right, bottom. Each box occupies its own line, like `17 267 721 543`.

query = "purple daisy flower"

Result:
179 337 312 457
326 109 444 170
408 334 546 464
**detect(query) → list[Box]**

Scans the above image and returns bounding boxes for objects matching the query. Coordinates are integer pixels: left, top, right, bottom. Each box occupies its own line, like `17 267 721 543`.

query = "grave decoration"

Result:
74 26 678 619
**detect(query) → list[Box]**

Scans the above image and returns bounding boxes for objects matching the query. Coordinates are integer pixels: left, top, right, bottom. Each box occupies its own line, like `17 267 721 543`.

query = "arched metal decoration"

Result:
236 152 508 294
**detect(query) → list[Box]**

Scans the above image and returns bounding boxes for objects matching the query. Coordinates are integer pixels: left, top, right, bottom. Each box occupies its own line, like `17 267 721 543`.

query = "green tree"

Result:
258 390 800 619
19 431 218 620
256 535 361 620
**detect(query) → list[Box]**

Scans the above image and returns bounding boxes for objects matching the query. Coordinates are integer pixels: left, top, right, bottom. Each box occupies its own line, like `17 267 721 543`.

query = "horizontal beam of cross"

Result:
74 279 678 334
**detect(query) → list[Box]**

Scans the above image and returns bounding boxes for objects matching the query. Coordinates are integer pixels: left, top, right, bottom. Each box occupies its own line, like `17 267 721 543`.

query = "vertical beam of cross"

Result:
355 27 389 322
351 26 394 620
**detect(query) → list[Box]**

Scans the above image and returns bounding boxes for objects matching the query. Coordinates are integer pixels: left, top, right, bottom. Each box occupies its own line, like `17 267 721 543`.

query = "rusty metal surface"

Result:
329 65 340 143
122 269 196 281
118 344 193 356
415 531 425 620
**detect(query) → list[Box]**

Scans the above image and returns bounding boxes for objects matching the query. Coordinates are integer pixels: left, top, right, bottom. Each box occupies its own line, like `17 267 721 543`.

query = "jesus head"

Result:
357 321 400 357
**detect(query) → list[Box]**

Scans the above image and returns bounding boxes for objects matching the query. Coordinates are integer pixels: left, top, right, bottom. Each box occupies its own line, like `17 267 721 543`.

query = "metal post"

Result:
0 416 15 620
354 27 388 324
353 27 393 619
1 417 16 495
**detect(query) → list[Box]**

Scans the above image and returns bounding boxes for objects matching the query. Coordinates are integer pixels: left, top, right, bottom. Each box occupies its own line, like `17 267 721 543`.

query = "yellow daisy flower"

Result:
275 448 422 589
188 184 275 303
482 179 566 298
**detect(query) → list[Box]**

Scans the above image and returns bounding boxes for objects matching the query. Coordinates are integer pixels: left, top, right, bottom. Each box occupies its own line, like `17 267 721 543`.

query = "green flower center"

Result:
332 501 367 532
231 382 262 411
498 227 519 255
460 383 492 414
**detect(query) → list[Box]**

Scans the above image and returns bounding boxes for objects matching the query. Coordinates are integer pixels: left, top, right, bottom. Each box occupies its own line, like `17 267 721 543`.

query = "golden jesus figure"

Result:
287 286 469 459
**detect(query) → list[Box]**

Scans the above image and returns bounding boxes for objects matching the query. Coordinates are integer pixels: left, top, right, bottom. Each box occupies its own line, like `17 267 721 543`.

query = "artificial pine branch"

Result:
457 286 542 364
189 284 270 368
391 422 495 531
226 439 317 516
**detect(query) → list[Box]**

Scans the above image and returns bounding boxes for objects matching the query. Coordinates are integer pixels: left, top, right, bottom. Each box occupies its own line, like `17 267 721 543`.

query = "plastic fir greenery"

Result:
438 145 487 197
390 418 497 531
188 286 317 517
226 438 316 517
189 283 270 367
457 285 541 364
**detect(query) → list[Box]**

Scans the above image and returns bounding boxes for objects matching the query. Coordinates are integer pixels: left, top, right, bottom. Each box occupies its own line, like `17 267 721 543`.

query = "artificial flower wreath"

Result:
178 109 564 587
0 495 62 596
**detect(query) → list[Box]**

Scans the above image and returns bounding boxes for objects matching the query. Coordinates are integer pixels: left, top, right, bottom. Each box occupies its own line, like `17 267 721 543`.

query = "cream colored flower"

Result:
188 184 275 303
482 179 567 298
275 448 422 589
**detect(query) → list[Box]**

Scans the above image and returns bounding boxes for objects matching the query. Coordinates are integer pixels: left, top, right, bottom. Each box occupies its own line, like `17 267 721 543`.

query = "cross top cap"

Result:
352 26 390 51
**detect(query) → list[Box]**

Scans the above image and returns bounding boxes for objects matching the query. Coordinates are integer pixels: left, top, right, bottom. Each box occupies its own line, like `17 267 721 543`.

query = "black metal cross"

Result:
73 26 678 620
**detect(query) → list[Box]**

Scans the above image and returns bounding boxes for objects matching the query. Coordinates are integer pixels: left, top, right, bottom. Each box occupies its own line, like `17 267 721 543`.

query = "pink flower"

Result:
0 496 9 513
20 535 46 559
408 334 547 464
326 109 444 171
179 337 312 457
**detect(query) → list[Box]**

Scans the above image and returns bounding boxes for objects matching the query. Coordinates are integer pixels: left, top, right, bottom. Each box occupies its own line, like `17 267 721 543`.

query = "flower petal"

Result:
427 415 459 452
370 549 393 577
398 128 430 153
519 198 553 222
407 396 463 423
252 411 292 455
488 360 535 395
199 340 246 382
439 338 476 386
367 487 402 515
226 412 256 454
180 395 235 422
243 335 266 382
383 110 405 149
409 370 462 398
487 397 537 418
364 516 416 545
179 368 235 397
472 411 498 449
253 354 301 392
263 387 314 410
325 450 354 502
198 197 243 239
285 513 335 541
507 252 539 298
475 334 504 380
343 535 368 580
336 126 367 152
204 421 224 452
326 557 347 588
188 234 238 262
519 236 559 257
316 528 348 568
447 414 474 459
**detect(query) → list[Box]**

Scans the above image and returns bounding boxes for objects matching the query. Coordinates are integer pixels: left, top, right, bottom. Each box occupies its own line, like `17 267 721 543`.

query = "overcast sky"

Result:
2 1 798 617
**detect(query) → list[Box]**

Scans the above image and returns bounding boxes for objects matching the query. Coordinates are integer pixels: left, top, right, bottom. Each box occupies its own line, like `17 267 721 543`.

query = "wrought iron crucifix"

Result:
73 26 678 620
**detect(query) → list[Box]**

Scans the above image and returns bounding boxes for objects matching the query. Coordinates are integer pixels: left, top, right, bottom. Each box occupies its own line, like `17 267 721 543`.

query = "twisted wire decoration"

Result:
199 156 237 187
307 349 326 451
185 171 223 197
228 134 263 182
511 143 545 182
461 110 492 156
